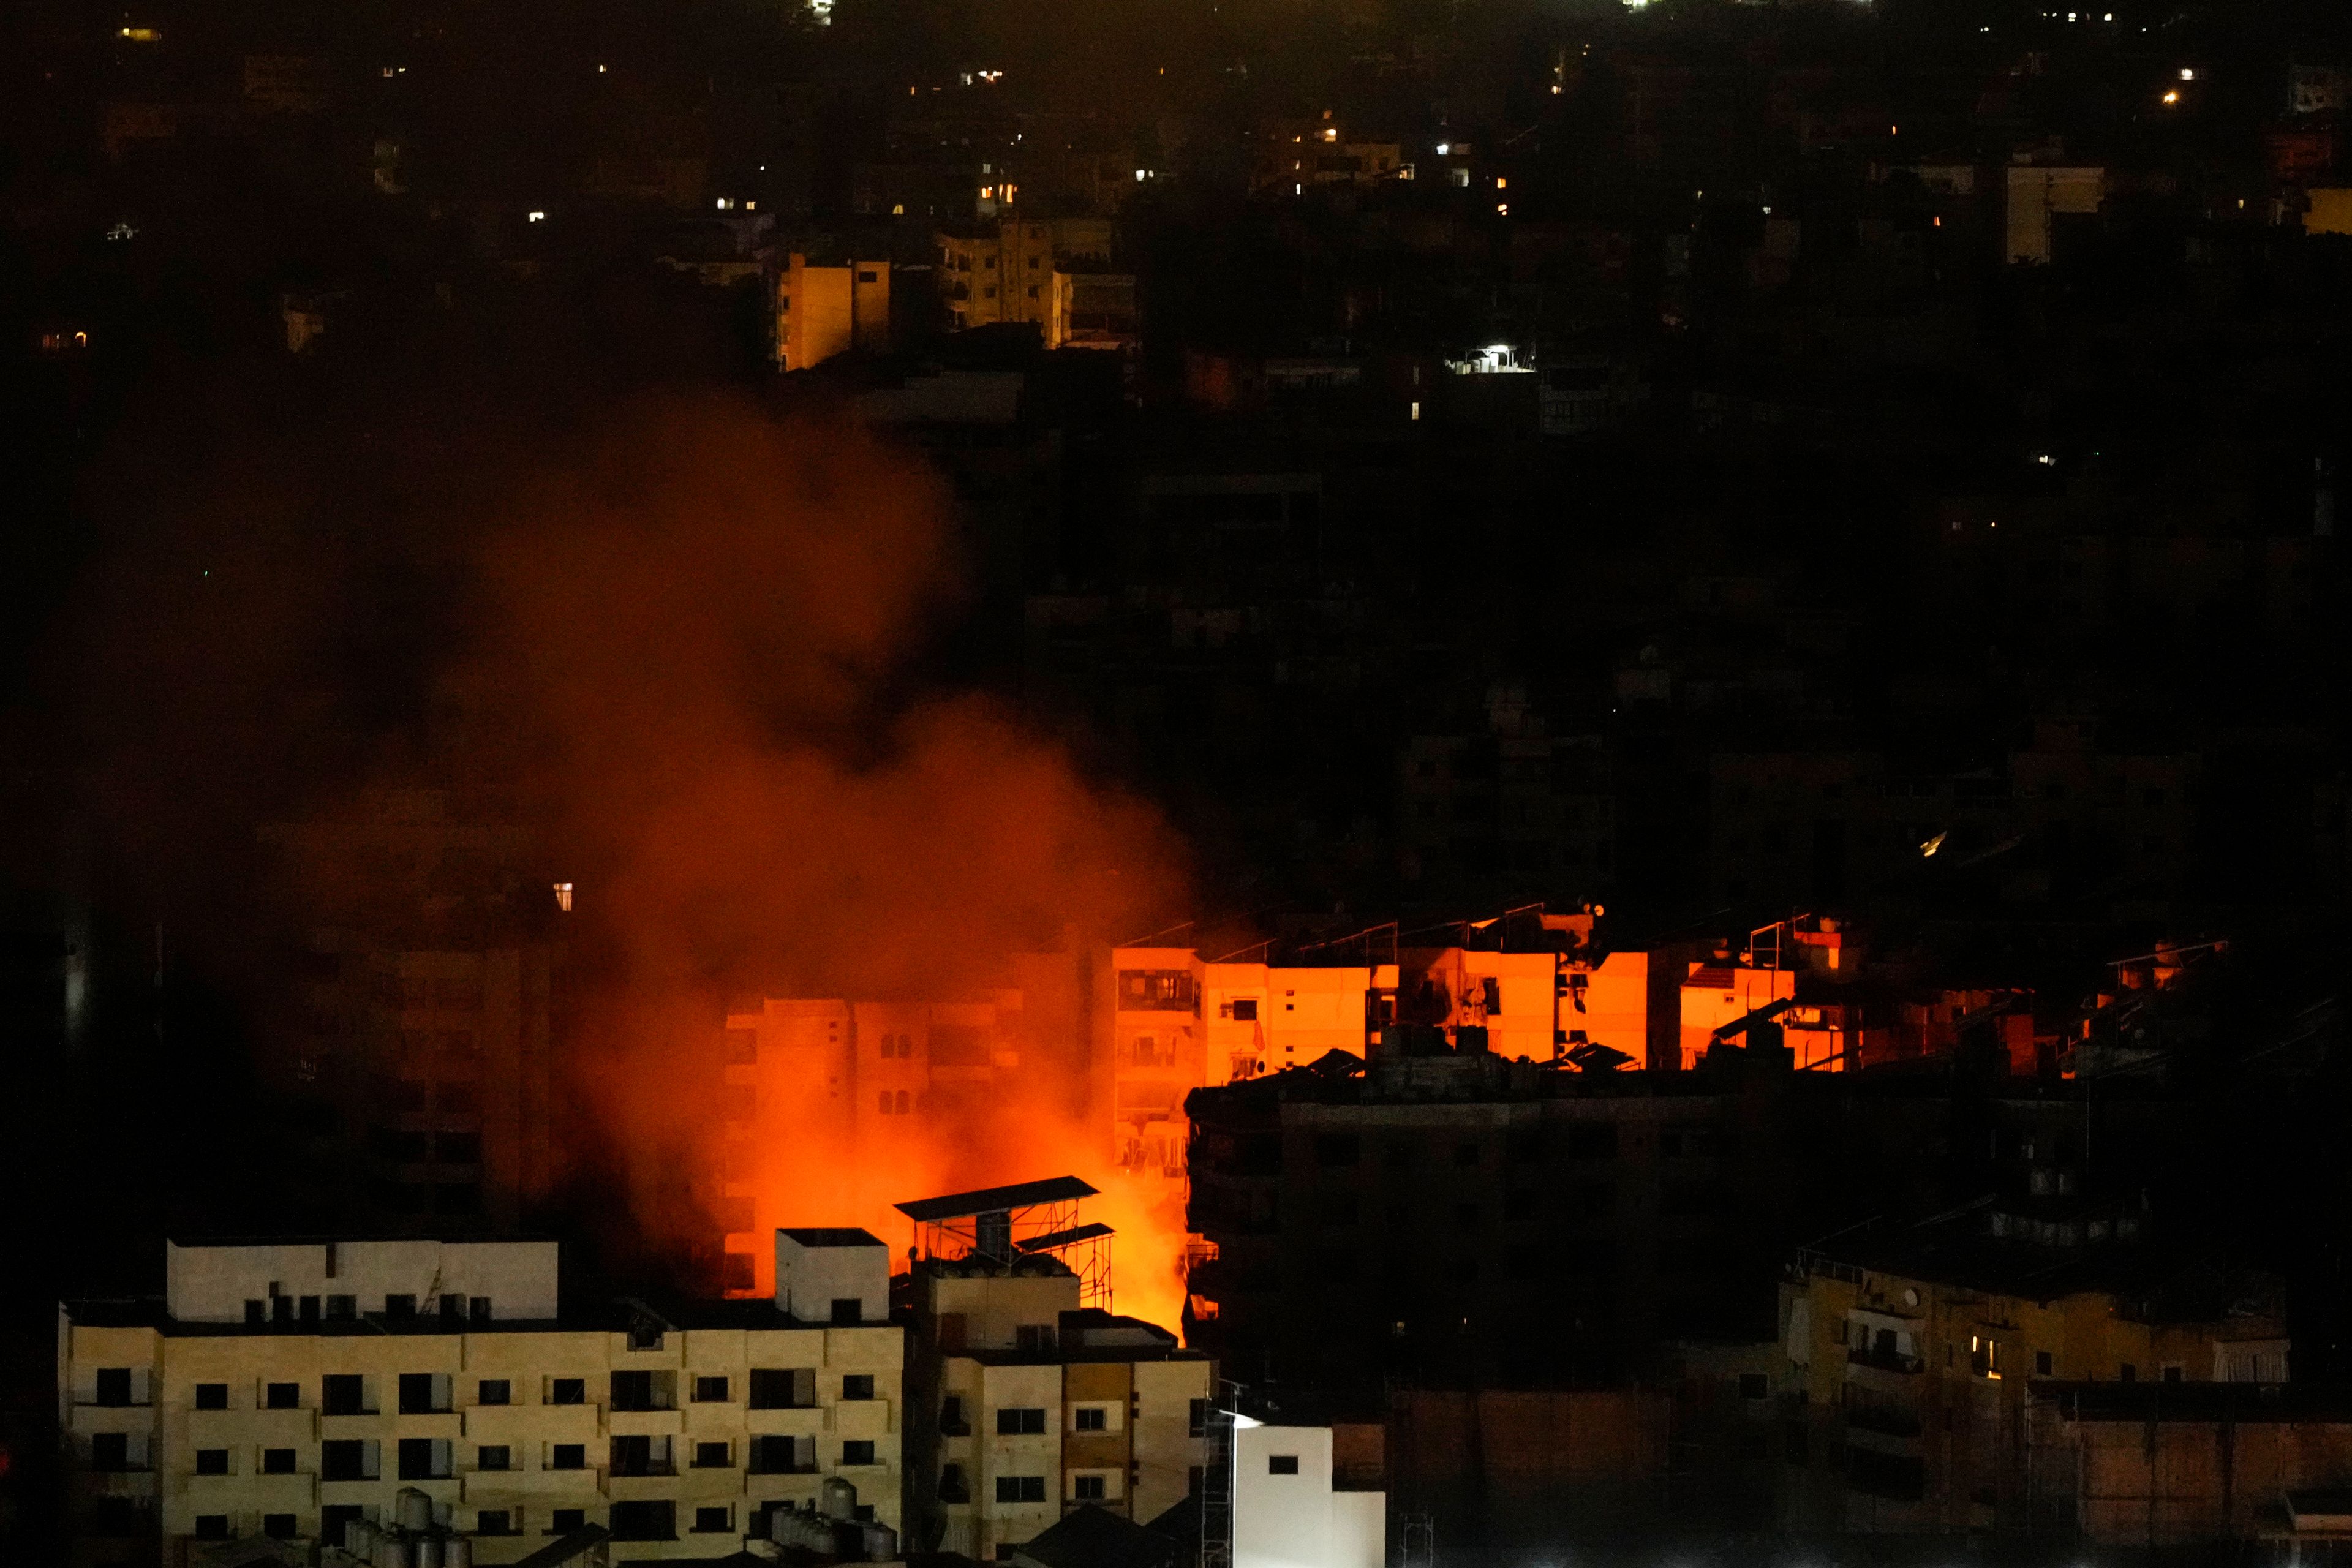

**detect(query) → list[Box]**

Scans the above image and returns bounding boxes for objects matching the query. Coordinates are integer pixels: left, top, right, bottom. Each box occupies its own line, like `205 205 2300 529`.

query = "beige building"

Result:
776 254 892 372
903 1253 1210 1561
1782 1218 2286 1534
1103 910 1653 1198
938 220 1114 333
62 1234 903 1567
1045 269 1136 351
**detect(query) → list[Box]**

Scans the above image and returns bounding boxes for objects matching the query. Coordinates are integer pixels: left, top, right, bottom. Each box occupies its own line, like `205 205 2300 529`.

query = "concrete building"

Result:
2025 1384 2352 1550
899 1185 1211 1562
1782 1212 2288 1535
61 1235 903 1567
938 220 1114 333
776 254 892 372
717 963 1081 1298
1106 909 1655 1217
1232 1419 1383 1568
256 791 565 1235
2005 162 2104 264
1045 268 1136 351
1183 1036 1779 1387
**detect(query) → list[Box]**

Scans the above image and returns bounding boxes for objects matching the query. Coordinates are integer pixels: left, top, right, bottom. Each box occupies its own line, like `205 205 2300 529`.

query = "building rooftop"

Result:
782 1227 887 1248
2033 1382 2339 1423
897 1176 1098 1222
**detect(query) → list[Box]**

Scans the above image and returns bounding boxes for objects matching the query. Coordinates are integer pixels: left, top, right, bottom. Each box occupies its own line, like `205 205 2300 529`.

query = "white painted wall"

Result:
164 1240 558 1322
1235 1423 1384 1568
775 1229 890 1324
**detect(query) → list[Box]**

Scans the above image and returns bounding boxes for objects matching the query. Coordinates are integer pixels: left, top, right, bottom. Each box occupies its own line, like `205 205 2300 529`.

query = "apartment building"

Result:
775 253 892 372
1184 1038 1773 1387
717 960 1082 1297
1102 908 1653 1200
61 1234 903 1567
1782 1210 2288 1534
257 790 564 1234
937 219 1114 333
902 1250 1211 1562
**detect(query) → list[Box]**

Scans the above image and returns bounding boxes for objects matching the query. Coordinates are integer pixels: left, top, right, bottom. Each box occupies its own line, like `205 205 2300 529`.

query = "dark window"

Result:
843 1374 874 1401
269 1293 292 1324
551 1509 586 1534
323 1506 363 1547
1075 1474 1107 1501
95 1368 132 1406
1189 1398 1209 1436
399 1373 443 1414
994 1475 1048 1502
1232 998 1259 1020
695 1506 733 1533
298 1296 320 1325
610 1501 676 1542
477 1445 511 1471
470 1296 492 1322
476 1510 512 1536
384 1293 416 1319
551 1445 586 1470
750 1434 812 1474
262 1449 296 1474
2164 1365 2185 1384
997 1407 1048 1435
265 1382 299 1410
2120 1363 2137 1382
439 1292 465 1322
326 1294 356 1321
1016 1324 1057 1355
2035 1351 2054 1376
322 1440 369 1481
194 1383 228 1410
611 1435 663 1476
89 1433 129 1471
550 1378 585 1406
843 1439 876 1465
478 1379 510 1406
693 1376 728 1403
245 1300 265 1326
748 1368 812 1408
323 1376 366 1415
611 1371 658 1411
397 1438 445 1479
693 1441 731 1468
1269 1455 1300 1476
195 1516 230 1541
831 1297 864 1325
1075 1407 1107 1432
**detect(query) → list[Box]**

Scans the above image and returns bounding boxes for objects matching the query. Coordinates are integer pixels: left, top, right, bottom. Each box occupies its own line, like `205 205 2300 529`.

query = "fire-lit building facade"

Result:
58 1235 903 1567
1102 908 1656 1205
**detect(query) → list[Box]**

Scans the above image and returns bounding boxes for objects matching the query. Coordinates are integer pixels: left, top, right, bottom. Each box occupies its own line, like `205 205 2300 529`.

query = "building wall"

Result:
1234 1423 1383 1568
165 1241 559 1325
1783 1258 2288 1535
61 1311 902 1567
2028 1401 2352 1546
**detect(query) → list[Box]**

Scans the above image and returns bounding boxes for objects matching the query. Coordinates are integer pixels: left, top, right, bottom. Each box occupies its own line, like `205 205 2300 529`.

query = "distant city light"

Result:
527 210 546 222
119 26 161 40
1436 142 1450 154
554 883 575 913
2179 68 2196 80
2162 90 2180 104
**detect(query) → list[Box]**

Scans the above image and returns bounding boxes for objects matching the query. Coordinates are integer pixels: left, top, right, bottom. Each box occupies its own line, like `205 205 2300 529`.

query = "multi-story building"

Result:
1103 908 1655 1213
256 790 565 1234
1782 1209 2288 1535
60 1232 903 1567
775 253 892 371
1183 1035 1776 1387
1044 267 1136 351
937 220 1114 333
716 959 1082 1297
899 1195 1212 1563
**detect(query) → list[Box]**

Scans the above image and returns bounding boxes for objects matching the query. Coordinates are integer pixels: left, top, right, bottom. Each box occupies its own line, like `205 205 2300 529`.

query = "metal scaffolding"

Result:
894 1174 1115 1311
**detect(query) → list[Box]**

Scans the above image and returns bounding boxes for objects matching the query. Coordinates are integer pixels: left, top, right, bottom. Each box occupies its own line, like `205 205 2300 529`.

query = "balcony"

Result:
1846 1346 1924 1376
